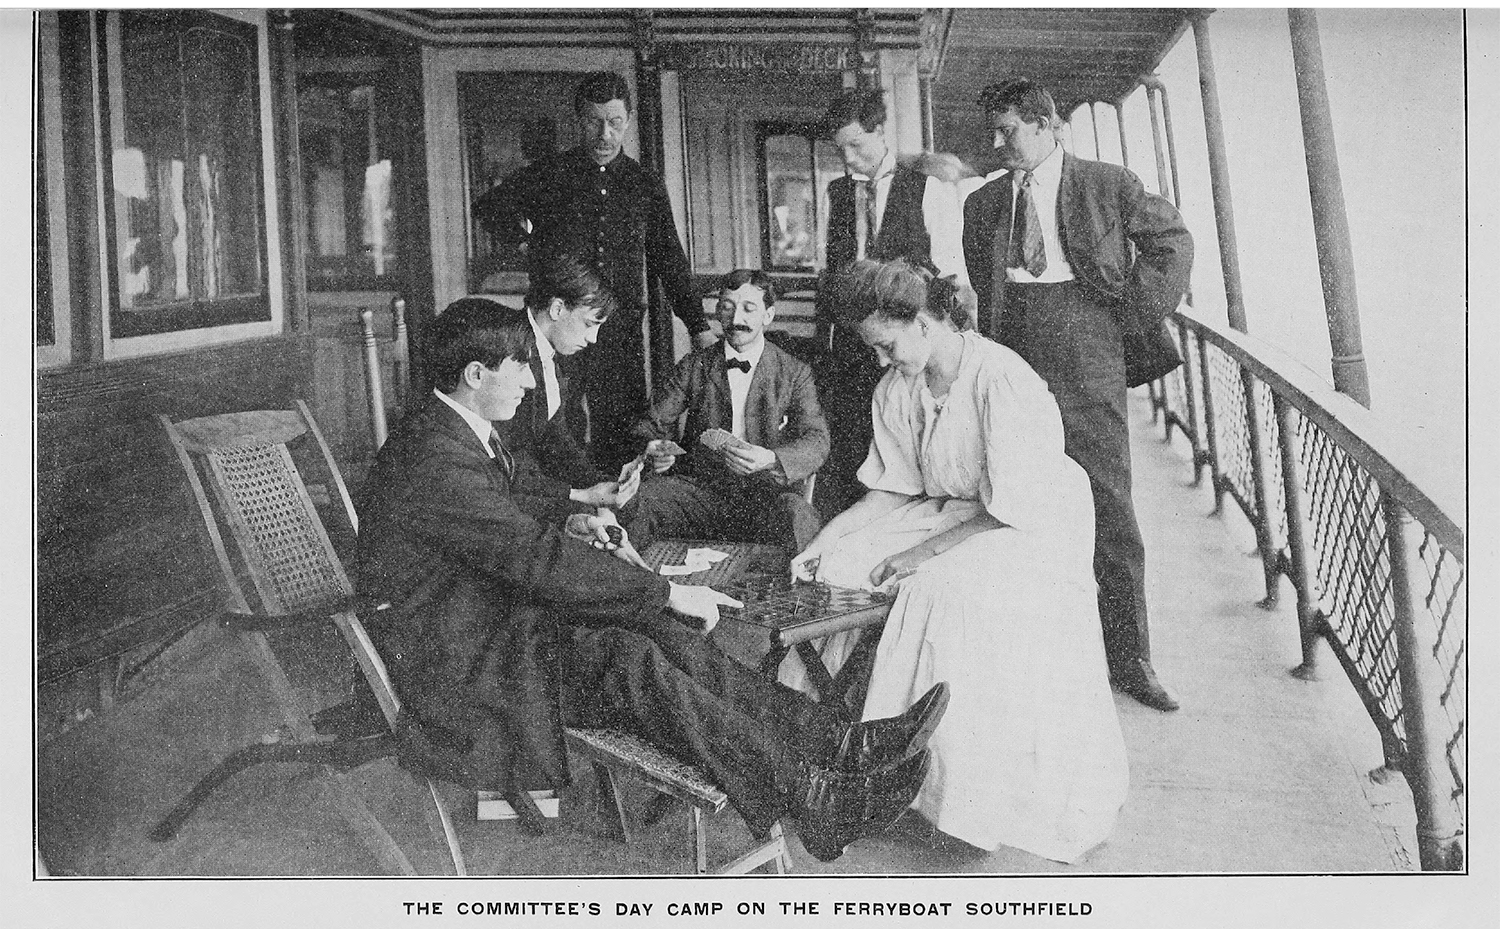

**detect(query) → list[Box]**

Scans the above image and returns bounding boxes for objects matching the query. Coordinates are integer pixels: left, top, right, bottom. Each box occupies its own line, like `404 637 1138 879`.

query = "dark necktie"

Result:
858 178 879 259
1010 171 1048 277
487 429 515 482
726 358 751 374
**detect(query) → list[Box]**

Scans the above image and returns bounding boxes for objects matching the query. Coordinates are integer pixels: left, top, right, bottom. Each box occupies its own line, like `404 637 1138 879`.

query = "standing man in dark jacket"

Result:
473 72 717 474
962 78 1193 712
354 298 947 861
817 89 967 514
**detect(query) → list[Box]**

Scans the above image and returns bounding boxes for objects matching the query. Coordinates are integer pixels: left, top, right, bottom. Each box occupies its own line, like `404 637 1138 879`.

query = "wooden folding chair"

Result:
150 401 465 875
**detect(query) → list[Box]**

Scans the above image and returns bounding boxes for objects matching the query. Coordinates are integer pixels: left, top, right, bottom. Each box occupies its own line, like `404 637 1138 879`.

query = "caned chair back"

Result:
159 402 357 620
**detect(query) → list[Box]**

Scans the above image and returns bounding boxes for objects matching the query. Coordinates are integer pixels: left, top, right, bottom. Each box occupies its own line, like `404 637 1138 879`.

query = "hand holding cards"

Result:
698 428 751 453
646 439 686 474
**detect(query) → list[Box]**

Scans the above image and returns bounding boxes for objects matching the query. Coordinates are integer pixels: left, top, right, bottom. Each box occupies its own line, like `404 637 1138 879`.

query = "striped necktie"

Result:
1010 171 1048 277
487 429 515 482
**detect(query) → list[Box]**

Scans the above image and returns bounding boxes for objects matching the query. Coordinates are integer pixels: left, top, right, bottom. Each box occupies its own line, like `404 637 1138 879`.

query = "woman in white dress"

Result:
786 260 1128 863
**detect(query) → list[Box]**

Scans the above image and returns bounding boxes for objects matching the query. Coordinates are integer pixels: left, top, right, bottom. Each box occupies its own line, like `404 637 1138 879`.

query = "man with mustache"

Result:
628 270 830 552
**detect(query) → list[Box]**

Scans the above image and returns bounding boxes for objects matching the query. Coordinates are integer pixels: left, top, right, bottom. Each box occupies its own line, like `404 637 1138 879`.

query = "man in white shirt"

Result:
629 270 830 551
817 89 971 515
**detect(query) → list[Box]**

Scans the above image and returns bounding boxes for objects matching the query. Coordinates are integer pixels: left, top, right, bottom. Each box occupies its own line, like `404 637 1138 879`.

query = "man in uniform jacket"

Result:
817 89 968 515
629 270 829 552
354 297 945 860
473 72 717 474
962 78 1193 713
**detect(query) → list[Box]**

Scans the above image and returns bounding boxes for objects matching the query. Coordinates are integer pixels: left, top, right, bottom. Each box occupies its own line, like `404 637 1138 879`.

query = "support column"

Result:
1142 77 1172 199
269 11 308 332
1287 8 1371 406
1192 12 1248 332
917 70 935 151
1114 100 1129 169
633 13 674 386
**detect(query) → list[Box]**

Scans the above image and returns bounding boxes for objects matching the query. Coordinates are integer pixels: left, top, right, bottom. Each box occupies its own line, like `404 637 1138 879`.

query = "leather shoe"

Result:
833 682 950 772
797 749 931 862
1111 659 1180 712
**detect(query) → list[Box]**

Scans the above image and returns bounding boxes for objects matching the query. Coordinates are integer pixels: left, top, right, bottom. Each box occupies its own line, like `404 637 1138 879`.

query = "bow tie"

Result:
725 358 752 374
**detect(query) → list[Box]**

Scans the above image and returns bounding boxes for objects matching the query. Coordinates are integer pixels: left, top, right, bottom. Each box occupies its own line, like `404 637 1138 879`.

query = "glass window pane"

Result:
112 12 265 327
300 81 399 288
764 133 816 270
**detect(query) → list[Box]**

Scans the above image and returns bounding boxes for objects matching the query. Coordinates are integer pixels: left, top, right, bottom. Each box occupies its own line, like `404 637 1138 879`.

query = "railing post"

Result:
1197 335 1225 512
1113 100 1129 169
1385 493 1464 870
1174 322 1205 477
1275 394 1323 679
360 309 389 450
1191 12 1248 332
1143 78 1172 199
1240 371 1280 608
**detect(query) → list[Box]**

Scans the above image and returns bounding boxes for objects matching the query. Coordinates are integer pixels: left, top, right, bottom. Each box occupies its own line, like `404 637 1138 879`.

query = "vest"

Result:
824 166 932 273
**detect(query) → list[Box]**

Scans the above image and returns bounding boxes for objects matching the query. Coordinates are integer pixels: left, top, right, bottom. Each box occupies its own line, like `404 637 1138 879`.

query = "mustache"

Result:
727 324 754 333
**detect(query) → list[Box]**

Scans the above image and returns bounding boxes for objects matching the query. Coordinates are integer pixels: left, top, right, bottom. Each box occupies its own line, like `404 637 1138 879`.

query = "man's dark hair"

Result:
524 249 617 320
718 268 777 309
824 88 886 135
574 71 633 115
977 77 1059 127
430 297 536 393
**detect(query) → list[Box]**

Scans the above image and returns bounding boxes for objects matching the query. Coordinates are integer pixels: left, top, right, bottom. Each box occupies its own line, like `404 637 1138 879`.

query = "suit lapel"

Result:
988 177 1015 335
742 344 777 448
1057 152 1079 262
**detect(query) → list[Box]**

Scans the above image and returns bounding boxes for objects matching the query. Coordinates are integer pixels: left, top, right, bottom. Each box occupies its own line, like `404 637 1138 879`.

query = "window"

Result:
757 122 843 271
299 77 400 290
105 11 269 338
456 71 578 292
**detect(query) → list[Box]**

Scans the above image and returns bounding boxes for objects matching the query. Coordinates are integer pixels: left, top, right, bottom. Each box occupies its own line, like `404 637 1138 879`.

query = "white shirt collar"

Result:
850 148 897 184
1016 140 1064 189
525 308 557 364
724 337 766 369
434 388 499 457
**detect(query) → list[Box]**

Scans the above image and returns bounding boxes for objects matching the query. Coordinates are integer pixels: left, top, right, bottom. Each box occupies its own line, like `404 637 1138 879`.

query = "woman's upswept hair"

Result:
830 259 968 331
430 297 536 392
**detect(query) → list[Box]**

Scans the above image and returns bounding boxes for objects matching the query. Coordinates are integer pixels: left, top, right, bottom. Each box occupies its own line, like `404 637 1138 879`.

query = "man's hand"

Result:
666 583 744 635
692 329 719 350
571 470 640 509
870 546 930 588
720 442 777 477
645 439 679 474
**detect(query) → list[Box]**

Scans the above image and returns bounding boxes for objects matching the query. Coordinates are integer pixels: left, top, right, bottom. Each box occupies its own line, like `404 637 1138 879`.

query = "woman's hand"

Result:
645 439 679 474
870 546 930 588
666 583 744 634
789 544 825 583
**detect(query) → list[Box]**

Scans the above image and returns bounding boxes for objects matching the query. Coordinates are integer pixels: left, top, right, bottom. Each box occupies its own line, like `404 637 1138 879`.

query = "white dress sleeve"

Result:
856 372 925 496
975 353 1072 533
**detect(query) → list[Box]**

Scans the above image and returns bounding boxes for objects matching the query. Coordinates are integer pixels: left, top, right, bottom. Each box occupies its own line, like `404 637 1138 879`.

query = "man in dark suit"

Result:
817 89 968 515
629 270 830 551
962 78 1193 712
354 297 946 861
493 251 642 519
473 72 717 474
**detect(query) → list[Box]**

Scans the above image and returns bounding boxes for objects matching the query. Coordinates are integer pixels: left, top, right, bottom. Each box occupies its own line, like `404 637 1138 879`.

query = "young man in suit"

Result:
629 270 830 551
354 297 946 862
494 251 641 519
816 89 970 516
962 78 1193 712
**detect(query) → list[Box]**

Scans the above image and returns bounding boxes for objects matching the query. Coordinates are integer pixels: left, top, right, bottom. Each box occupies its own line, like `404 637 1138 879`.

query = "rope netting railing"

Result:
1148 311 1466 871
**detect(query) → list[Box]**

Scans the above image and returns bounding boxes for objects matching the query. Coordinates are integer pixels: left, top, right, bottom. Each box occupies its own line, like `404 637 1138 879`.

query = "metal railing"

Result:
1147 311 1466 871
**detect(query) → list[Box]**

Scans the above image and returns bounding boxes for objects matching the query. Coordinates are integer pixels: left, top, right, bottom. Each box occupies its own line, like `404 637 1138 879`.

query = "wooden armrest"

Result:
219 599 353 632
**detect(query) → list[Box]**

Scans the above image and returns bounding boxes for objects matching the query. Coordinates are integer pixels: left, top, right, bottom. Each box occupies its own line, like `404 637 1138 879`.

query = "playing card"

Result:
699 428 749 452
656 439 687 456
